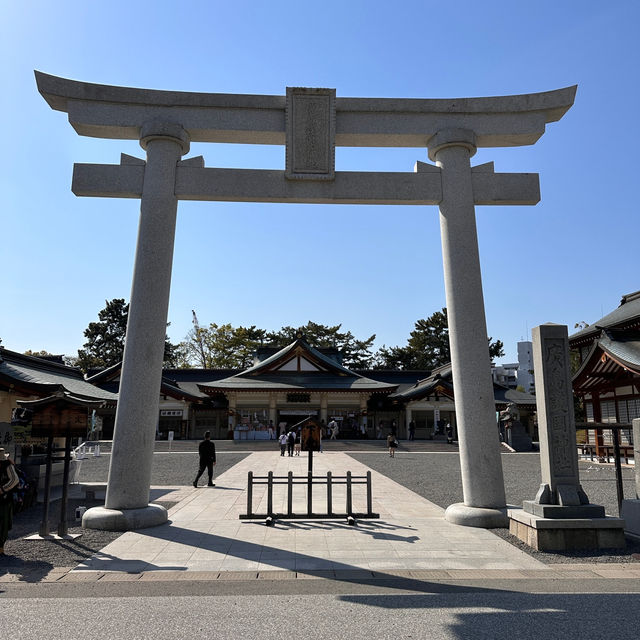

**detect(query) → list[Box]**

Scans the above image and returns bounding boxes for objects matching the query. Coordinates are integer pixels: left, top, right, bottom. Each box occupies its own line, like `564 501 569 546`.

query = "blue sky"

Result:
1 1 638 363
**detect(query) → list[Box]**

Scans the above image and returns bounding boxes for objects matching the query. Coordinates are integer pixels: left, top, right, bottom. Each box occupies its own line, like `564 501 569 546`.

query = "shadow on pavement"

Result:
337 592 638 639
74 521 500 595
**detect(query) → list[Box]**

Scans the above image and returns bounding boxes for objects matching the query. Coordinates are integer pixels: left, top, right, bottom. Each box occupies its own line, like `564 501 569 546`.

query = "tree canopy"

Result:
70 302 503 374
176 320 376 369
176 323 267 369
23 349 54 358
374 308 504 370
75 299 178 371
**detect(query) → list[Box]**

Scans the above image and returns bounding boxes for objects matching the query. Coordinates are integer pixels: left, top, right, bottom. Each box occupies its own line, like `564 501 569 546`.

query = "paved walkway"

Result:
66 452 551 579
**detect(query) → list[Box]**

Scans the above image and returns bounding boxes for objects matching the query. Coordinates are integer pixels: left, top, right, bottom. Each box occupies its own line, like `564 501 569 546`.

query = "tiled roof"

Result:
389 361 537 406
572 328 640 392
570 290 640 343
0 348 117 402
599 330 640 370
199 338 397 393
494 385 537 406
237 338 356 378
200 372 396 393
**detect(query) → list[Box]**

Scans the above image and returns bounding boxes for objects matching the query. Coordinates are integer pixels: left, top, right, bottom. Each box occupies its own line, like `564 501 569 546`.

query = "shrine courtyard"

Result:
1 439 638 583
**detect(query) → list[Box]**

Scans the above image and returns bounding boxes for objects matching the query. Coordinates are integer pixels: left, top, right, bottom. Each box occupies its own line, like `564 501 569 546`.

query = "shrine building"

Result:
570 290 640 453
88 336 536 442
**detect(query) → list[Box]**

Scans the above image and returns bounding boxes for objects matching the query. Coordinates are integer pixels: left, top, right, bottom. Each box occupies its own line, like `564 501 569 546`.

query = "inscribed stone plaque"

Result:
286 87 335 180
531 324 588 507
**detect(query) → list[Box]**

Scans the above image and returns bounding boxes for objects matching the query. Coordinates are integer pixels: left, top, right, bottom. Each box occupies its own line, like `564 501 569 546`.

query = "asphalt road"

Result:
1 590 639 640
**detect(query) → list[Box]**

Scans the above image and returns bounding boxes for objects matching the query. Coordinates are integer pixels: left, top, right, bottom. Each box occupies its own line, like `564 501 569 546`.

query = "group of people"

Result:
279 430 302 456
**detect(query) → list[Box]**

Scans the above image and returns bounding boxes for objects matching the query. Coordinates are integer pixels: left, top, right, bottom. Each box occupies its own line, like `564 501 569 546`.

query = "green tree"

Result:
76 299 178 371
23 349 54 358
176 320 377 369
177 323 267 369
374 308 504 370
267 321 376 369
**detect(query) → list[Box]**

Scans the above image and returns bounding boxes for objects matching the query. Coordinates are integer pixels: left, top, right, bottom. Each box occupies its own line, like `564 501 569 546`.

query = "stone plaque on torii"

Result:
36 71 576 531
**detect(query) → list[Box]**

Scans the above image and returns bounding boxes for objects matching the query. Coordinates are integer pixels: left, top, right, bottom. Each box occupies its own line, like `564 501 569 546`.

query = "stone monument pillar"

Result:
620 418 640 540
83 122 190 531
429 129 507 528
509 324 625 550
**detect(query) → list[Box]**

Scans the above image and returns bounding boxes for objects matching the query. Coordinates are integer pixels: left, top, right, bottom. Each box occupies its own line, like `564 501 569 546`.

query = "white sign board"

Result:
168 431 174 441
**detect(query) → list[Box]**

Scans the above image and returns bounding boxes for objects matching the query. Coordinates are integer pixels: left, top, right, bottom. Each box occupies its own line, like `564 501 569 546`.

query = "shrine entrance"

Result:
36 72 576 531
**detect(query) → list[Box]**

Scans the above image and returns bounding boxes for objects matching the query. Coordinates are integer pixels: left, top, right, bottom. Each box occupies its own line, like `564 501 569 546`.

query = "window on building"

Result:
600 400 617 424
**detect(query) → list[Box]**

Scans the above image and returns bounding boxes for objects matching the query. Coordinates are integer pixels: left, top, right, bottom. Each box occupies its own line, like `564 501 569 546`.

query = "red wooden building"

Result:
570 291 640 456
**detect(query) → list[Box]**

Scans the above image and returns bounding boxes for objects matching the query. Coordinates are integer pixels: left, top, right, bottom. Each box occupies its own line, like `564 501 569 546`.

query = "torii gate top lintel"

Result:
35 70 576 149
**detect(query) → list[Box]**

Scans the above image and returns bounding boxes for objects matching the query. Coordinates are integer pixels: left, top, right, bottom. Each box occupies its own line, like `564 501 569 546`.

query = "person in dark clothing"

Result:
287 430 296 457
193 431 216 487
0 448 19 555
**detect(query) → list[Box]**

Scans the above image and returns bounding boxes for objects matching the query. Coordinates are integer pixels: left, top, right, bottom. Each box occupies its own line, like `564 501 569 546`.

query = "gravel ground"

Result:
0 450 249 576
76 450 250 486
349 449 640 564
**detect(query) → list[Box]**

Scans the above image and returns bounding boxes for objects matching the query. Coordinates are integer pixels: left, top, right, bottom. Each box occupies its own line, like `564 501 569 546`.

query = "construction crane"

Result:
192 310 207 367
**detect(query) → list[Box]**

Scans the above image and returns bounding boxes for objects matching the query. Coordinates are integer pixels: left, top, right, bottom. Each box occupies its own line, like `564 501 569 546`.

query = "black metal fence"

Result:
576 422 634 515
239 470 379 521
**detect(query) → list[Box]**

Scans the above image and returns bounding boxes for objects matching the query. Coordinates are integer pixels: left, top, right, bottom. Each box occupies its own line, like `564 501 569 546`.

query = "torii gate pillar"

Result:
430 129 507 526
85 124 190 531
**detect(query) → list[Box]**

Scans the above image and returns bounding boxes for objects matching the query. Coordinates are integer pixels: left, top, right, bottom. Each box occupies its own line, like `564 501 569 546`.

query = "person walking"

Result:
279 432 288 456
193 431 216 487
294 428 301 456
408 420 416 441
387 433 398 458
287 430 296 457
0 448 19 555
328 418 338 440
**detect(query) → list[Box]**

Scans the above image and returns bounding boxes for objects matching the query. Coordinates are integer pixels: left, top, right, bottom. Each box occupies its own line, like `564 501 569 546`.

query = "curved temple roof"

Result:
35 71 577 148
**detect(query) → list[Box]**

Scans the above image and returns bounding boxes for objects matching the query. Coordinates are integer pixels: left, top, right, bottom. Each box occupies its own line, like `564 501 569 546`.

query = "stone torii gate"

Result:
36 72 576 531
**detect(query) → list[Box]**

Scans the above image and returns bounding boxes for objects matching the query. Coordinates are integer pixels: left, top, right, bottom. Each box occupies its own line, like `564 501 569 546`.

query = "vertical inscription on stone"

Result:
286 87 335 180
545 339 574 475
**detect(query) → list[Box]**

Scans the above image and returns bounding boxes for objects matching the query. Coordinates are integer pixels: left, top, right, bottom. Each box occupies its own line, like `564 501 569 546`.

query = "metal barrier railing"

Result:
240 470 379 521
576 422 633 515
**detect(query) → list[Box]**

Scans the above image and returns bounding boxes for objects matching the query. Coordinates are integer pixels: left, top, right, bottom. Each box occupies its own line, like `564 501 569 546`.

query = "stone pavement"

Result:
21 451 621 585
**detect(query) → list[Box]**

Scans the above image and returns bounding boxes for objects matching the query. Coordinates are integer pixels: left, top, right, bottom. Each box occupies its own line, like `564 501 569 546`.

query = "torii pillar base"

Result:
445 503 508 528
82 504 167 532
